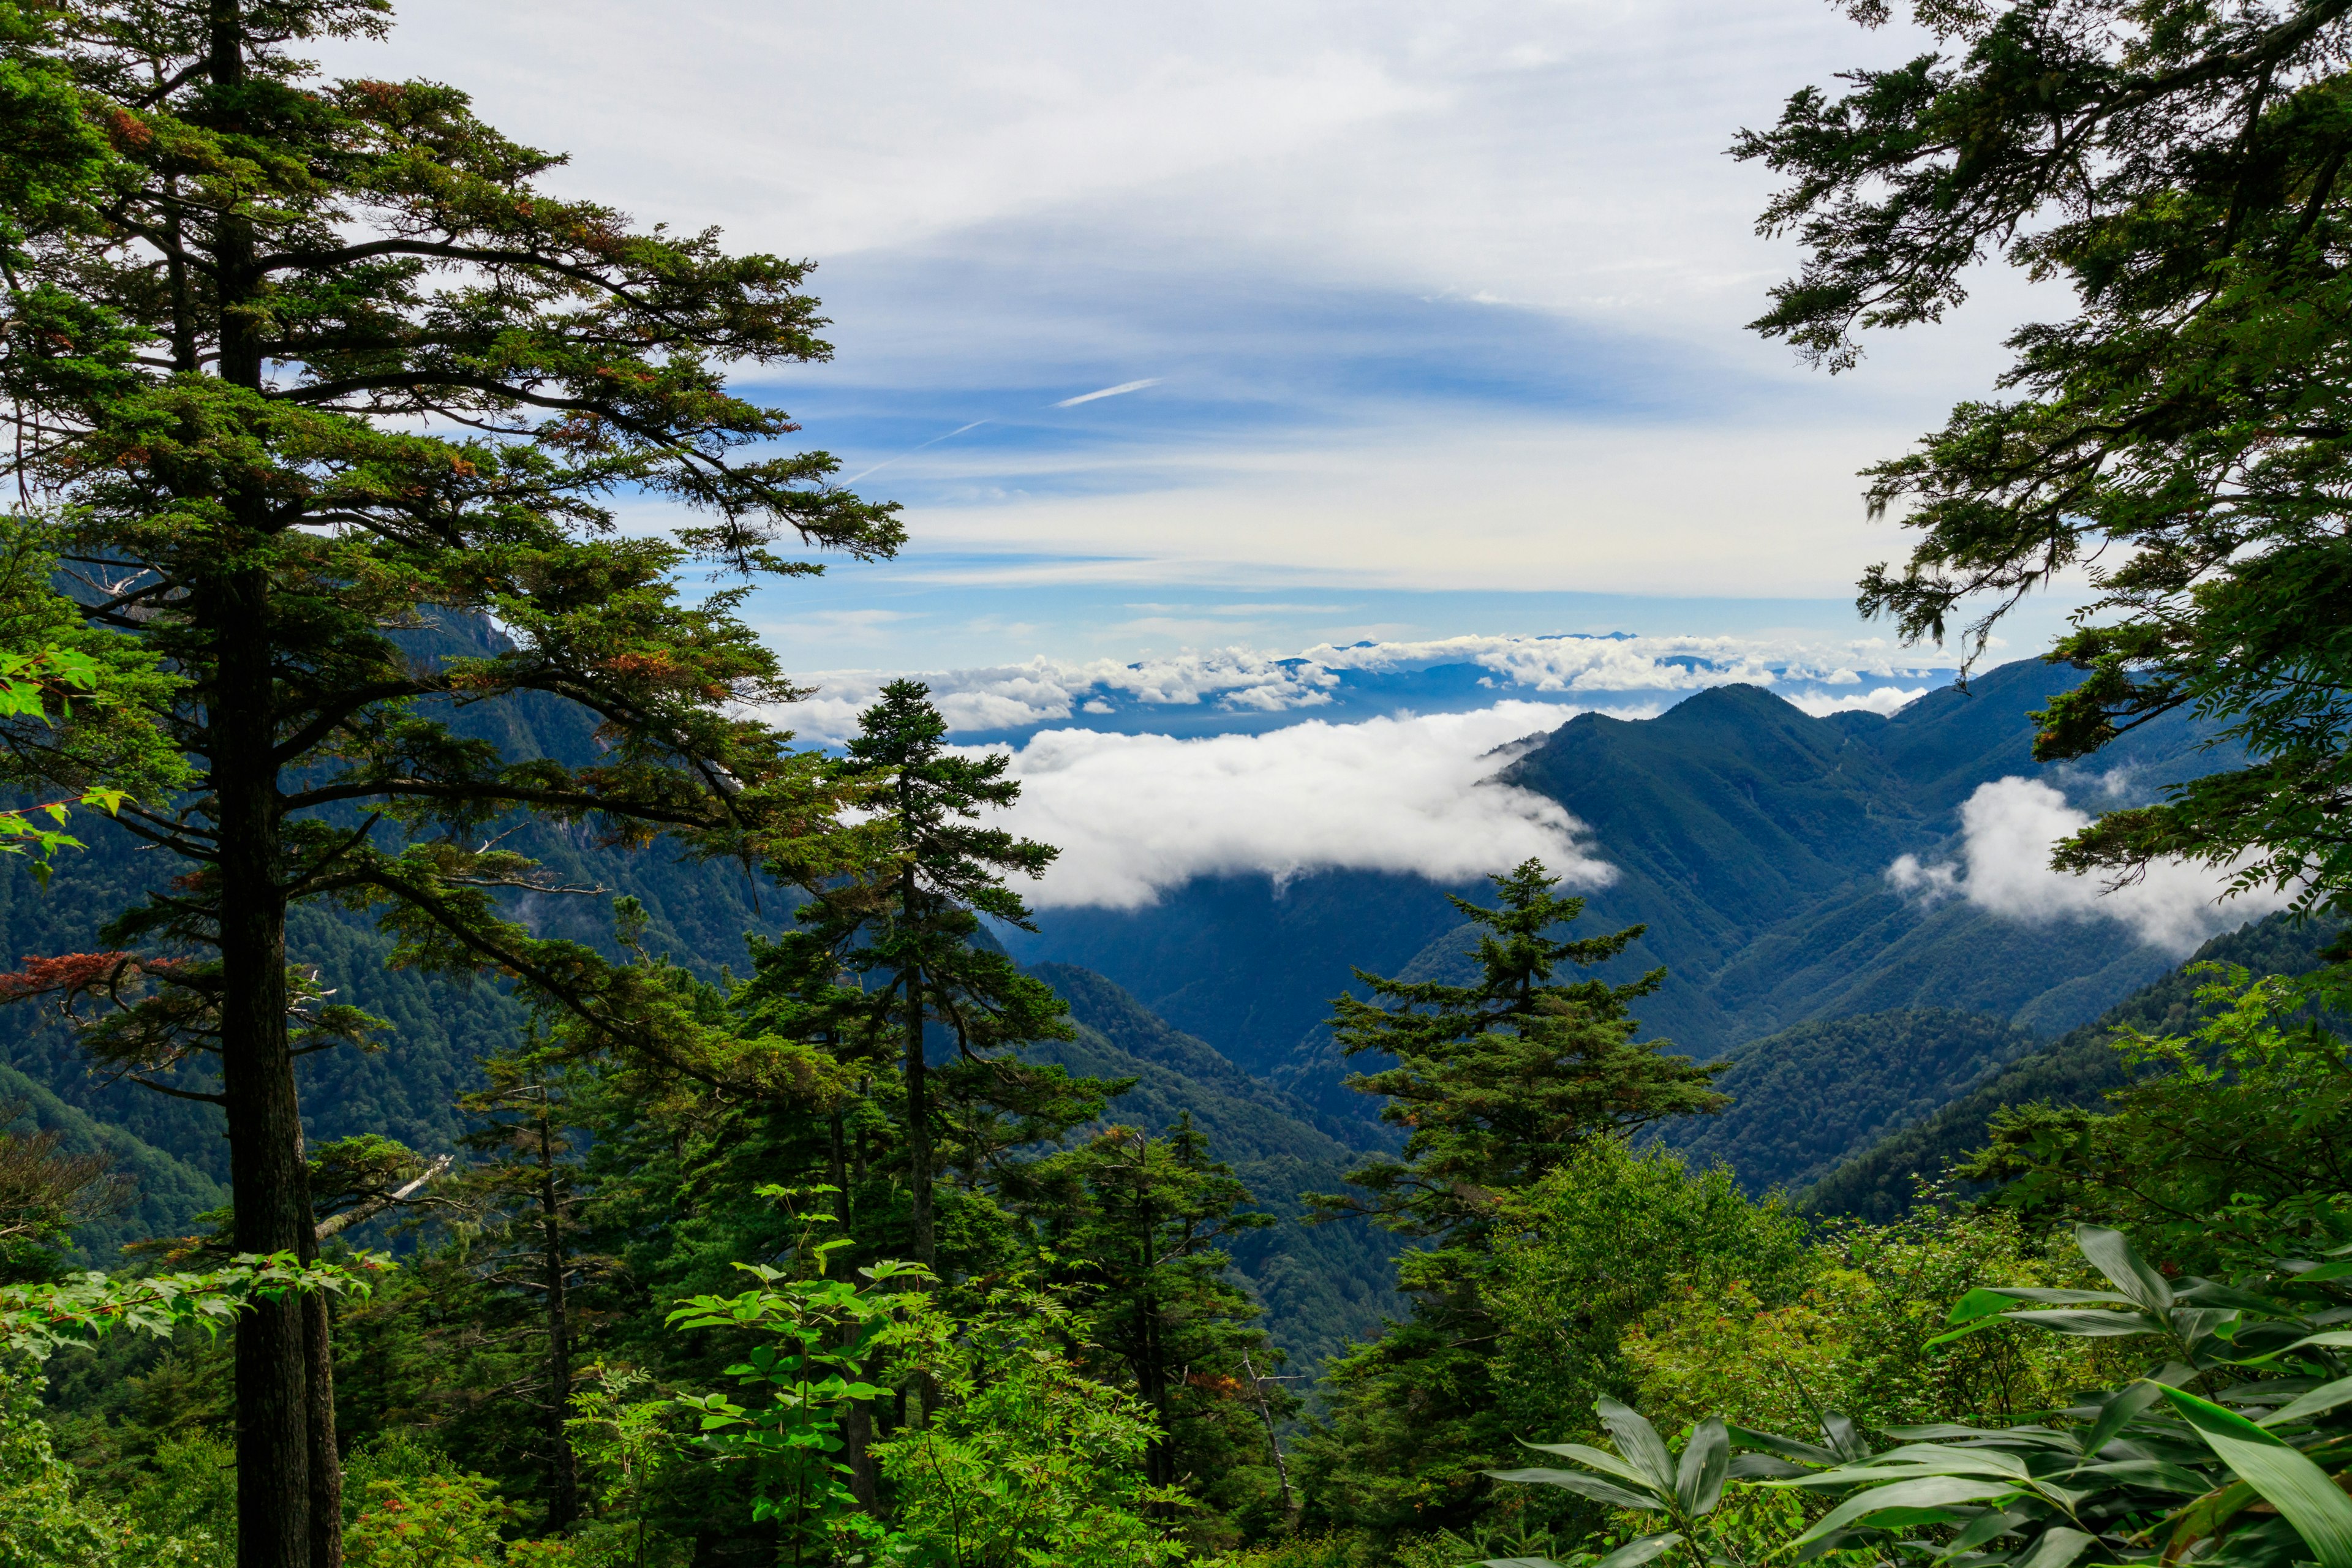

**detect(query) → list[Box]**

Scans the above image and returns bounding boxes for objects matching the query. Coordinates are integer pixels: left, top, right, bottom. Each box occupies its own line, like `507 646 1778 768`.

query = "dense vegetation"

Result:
3 2 2352 1567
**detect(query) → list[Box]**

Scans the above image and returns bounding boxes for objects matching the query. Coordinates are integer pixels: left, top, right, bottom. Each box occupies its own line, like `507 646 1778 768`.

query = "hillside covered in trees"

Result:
3 2 2352 1567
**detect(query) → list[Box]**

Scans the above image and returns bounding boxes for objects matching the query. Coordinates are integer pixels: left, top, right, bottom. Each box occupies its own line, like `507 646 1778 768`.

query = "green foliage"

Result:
1480 1398 1741 1568
1009 1117 1291 1517
0 1253 372 1359
793 679 1094 1269
1766 1223 2352 1568
1316 859 1721 1243
1742 0 2352 910
1491 1221 2352 1568
345 1472 521 1568
1802 912 2346 1223
0 1357 217 1568
1626 1202 2122 1438
1961 962 2352 1274
1486 1142 1812 1450
873 1293 1191 1568
668 1223 930 1564
1671 1009 2045 1194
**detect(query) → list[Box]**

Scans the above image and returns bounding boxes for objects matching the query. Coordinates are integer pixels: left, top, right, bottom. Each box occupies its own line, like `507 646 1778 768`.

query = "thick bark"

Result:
1140 1292 1172 1488
298 1130 342 1568
538 1114 581 1532
303 1266 342 1568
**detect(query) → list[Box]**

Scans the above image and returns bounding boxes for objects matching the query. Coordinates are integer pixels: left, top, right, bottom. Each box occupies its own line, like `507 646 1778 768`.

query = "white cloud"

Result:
1888 778 2287 955
775 631 1953 743
1784 686 1928 718
973 703 1615 909
1313 631 1949 690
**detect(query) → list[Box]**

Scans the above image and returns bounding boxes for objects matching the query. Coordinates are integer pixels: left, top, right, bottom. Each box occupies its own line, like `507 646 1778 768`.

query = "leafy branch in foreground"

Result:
1492 1223 2352 1568
0 1254 378 1360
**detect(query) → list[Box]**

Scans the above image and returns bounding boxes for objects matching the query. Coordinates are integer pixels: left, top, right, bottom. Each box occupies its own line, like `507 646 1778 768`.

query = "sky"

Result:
327 1 2084 678
313 4 2271 947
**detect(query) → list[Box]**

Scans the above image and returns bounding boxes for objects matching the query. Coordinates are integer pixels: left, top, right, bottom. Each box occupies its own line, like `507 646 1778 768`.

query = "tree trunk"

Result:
298 1136 342 1568
209 10 317 1562
215 567 312 1568
900 869 933 1272
538 1113 581 1531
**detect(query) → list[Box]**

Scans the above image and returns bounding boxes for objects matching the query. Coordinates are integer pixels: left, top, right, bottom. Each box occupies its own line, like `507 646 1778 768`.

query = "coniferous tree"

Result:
0 3 899 1560
1314 859 1726 1243
1298 861 1725 1542
1010 1115 1290 1505
454 1052 597 1532
1743 0 2352 914
819 680 1083 1271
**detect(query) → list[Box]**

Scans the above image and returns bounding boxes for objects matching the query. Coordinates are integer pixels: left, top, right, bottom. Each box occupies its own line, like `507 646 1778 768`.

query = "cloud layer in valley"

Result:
1889 778 2288 954
972 704 1613 910
778 630 1954 744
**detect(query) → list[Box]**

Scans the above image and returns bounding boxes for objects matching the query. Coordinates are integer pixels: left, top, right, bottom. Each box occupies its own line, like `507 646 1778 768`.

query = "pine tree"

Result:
820 680 1085 1272
1298 861 1725 1542
1314 859 1725 1241
1009 1115 1290 1506
0 4 899 1561
454 1052 595 1532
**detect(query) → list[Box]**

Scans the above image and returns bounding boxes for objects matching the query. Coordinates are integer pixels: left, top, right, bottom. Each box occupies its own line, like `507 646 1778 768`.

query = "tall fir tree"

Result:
818 679 1084 1272
0 2 899 1561
1299 861 1725 1542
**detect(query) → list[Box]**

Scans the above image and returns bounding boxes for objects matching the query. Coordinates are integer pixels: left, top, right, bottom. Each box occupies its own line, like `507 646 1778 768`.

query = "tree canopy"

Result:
1741 0 2352 914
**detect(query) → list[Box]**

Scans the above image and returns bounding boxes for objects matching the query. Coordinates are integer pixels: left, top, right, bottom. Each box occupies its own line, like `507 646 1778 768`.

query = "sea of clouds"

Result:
777 631 1949 745
771 630 1940 910
775 631 2269 945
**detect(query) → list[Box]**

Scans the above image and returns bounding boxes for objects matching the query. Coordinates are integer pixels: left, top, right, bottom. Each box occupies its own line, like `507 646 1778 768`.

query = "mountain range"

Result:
0 646 2314 1365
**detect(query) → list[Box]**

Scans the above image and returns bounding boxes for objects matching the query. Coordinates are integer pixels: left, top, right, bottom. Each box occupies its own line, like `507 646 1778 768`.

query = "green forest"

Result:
2 2 2352 1567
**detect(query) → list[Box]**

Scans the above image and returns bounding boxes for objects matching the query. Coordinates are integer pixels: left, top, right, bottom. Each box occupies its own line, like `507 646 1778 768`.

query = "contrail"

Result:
840 420 990 485
1054 378 1162 408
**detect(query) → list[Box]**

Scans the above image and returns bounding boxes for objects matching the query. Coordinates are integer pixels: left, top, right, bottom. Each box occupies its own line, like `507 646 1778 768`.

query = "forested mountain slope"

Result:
1660 1008 2045 1193
1800 911 2345 1221
0 615 785 1223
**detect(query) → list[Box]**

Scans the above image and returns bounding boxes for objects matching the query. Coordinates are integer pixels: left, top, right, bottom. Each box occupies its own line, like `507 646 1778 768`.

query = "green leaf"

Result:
1585 1532 1684 1568
1676 1418 1730 1517
1999 1308 2168 1338
2155 1384 2352 1568
2073 1381 2162 1464
1485 1467 1661 1513
1598 1398 1678 1493
2262 1374 2352 1429
2013 1526 2099 1568
1792 1477 2023 1548
1517 1441 1670 1499
2076 1225 2174 1313
1727 1425 1841 1468
1937 1508 2027 1559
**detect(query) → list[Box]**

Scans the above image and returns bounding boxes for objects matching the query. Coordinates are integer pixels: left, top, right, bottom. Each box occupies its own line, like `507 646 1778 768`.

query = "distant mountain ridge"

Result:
1016 657 2239 1109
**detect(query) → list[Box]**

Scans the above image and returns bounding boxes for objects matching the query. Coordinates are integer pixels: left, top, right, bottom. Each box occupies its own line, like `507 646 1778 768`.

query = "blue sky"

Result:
301 2 2274 949
335 1 2094 701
